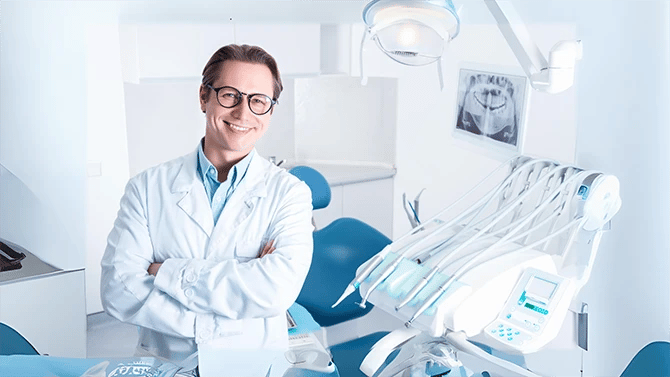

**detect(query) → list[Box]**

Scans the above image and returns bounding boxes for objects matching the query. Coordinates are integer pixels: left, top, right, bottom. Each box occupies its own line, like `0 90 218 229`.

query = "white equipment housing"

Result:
339 156 621 377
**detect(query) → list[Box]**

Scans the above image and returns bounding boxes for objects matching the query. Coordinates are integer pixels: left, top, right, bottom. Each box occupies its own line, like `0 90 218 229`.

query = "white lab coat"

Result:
100 148 313 370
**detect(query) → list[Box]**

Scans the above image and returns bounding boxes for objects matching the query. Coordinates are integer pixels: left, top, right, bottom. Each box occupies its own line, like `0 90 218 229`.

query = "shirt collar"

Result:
197 140 255 187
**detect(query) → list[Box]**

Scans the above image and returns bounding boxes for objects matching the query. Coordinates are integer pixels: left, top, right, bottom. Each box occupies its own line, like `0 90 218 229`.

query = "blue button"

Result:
499 329 504 332
506 314 512 319
508 337 513 341
506 328 512 331
491 330 497 333
498 324 503 328
499 334 504 337
507 333 512 336
515 331 520 335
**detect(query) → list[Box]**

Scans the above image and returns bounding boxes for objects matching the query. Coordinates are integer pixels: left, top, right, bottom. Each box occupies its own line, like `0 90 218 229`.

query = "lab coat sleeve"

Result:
153 181 313 320
100 177 197 339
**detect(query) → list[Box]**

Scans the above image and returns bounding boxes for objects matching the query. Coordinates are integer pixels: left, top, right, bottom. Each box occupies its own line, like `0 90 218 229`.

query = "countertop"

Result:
282 161 396 186
0 239 61 285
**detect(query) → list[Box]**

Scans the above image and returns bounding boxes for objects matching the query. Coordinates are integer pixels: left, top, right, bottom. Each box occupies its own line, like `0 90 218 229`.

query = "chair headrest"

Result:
288 166 331 210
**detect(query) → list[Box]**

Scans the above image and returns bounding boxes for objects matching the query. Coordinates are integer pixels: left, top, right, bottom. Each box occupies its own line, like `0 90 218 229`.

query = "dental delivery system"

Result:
332 156 621 377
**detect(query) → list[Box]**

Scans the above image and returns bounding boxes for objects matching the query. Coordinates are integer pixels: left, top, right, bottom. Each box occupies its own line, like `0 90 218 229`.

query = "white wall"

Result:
85 23 131 314
1 2 93 271
124 81 205 177
574 2 670 376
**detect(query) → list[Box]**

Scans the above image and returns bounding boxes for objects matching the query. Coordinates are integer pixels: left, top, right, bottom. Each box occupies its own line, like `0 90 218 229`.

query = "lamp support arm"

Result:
484 0 582 94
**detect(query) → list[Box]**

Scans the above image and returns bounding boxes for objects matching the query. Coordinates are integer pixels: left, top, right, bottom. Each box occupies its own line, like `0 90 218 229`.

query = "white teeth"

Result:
228 123 249 131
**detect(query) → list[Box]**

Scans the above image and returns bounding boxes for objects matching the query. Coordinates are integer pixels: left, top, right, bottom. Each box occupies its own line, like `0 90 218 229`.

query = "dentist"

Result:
101 44 313 373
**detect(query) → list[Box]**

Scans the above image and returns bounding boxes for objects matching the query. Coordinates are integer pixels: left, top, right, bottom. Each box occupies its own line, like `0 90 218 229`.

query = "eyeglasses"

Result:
206 85 277 115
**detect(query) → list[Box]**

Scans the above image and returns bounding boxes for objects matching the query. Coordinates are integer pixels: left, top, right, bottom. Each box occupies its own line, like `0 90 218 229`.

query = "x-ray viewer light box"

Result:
452 62 531 161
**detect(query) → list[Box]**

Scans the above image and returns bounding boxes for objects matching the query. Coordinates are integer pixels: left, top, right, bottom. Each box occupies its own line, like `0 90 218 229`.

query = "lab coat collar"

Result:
171 148 269 239
172 149 214 236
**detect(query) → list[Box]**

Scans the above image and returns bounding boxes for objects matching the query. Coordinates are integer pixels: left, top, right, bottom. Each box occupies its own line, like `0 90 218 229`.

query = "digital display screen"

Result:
525 276 557 303
525 303 536 310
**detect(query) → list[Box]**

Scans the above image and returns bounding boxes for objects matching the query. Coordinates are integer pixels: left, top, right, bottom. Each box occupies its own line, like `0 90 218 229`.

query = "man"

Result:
100 44 313 373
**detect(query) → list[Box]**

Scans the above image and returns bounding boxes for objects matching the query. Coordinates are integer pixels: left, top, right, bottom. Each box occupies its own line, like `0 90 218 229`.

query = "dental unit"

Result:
332 156 621 376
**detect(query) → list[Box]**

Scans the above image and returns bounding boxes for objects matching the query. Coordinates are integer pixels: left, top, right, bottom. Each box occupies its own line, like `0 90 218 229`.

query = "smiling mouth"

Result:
225 121 250 132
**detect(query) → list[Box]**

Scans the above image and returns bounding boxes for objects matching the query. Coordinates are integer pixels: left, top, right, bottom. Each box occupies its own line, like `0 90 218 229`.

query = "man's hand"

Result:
148 263 162 276
259 240 275 258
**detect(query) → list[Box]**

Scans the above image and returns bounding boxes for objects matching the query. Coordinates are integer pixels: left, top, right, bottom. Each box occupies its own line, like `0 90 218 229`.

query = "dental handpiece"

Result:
358 254 406 308
395 265 440 310
356 160 557 311
406 215 585 327
395 164 566 309
331 253 384 308
408 161 554 266
405 165 582 324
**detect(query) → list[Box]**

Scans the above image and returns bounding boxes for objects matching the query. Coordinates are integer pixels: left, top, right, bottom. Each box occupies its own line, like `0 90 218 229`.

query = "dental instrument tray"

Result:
333 156 621 377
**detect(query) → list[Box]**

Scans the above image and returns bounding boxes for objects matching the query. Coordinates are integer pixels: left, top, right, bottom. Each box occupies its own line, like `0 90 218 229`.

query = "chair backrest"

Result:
620 341 670 377
288 166 331 210
297 217 392 327
0 323 39 355
288 166 392 327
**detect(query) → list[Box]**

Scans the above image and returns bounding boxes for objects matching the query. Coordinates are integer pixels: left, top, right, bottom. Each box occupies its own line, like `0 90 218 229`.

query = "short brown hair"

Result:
201 44 283 101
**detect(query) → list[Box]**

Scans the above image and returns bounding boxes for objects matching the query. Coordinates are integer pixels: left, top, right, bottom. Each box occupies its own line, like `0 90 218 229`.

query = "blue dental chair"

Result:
0 322 39 356
619 341 670 377
289 166 394 377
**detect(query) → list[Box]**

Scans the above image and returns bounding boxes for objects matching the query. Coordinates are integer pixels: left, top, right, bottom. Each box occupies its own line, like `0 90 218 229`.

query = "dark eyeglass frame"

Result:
206 84 277 115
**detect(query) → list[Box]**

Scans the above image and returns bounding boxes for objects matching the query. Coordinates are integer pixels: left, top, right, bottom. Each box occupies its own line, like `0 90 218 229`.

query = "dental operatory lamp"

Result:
361 0 460 91
361 0 583 94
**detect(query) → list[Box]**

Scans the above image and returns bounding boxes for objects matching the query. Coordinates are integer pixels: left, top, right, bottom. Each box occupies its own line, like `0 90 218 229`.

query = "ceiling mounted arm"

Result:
484 0 582 94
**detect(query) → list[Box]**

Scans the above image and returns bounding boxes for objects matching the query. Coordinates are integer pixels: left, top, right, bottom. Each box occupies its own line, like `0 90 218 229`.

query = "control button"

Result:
510 306 516 312
490 329 497 334
515 331 520 335
538 317 545 323
184 288 194 298
499 333 504 337
506 314 512 319
498 324 504 328
524 321 532 328
533 325 540 332
506 328 512 331
499 329 504 333
507 333 513 336
508 337 513 341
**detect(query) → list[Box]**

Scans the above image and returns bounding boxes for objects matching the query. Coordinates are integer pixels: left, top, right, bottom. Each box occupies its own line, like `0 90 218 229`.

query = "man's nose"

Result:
231 97 254 120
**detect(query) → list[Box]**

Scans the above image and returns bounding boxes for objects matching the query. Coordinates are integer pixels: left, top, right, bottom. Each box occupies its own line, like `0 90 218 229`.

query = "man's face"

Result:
200 60 275 159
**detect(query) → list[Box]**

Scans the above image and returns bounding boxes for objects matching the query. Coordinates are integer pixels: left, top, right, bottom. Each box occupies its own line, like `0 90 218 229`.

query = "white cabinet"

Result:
130 24 236 80
312 178 394 239
121 23 320 82
235 24 321 76
0 270 87 357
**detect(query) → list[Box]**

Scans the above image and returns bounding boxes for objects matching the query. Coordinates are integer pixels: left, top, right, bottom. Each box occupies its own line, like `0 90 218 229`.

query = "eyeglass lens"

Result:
217 87 273 115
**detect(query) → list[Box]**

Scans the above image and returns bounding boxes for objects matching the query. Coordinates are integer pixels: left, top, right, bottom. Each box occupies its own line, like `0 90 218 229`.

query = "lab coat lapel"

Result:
172 149 214 237
208 153 268 250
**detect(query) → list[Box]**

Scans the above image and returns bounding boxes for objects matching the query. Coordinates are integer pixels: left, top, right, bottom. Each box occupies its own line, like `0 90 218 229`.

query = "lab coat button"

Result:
185 274 197 283
198 330 211 340
184 288 194 298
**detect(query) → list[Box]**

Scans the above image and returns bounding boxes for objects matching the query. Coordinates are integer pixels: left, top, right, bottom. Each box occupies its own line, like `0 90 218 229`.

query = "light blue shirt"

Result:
197 141 254 224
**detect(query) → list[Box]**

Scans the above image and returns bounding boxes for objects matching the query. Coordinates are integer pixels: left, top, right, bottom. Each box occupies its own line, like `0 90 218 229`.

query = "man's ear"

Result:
199 85 208 113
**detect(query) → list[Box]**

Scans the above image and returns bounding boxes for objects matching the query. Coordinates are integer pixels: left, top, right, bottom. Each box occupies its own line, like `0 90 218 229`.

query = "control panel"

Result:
484 268 572 353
